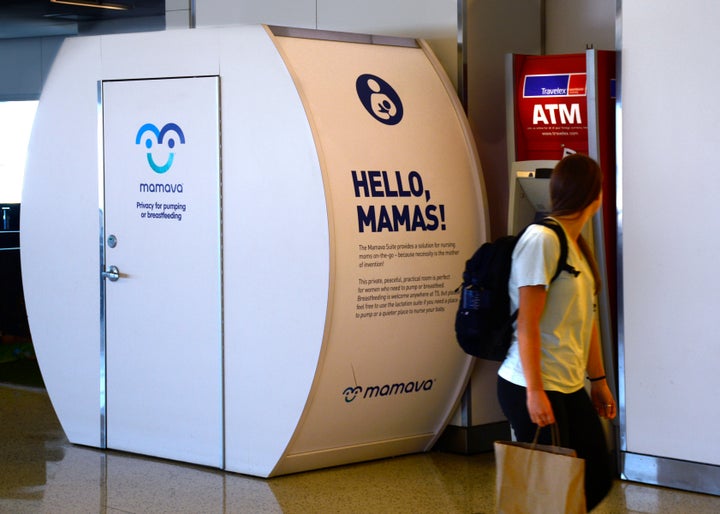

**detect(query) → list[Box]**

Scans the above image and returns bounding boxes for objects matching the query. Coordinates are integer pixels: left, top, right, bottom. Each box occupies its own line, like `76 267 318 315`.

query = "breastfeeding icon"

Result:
368 79 396 119
356 74 404 125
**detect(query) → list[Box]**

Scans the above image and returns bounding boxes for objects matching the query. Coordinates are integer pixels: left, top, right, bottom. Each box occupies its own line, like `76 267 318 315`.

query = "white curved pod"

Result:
22 25 487 477
219 28 330 476
22 36 104 447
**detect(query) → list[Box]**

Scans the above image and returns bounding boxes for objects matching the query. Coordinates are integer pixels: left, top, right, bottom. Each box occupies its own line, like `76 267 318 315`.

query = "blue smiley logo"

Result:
135 123 186 174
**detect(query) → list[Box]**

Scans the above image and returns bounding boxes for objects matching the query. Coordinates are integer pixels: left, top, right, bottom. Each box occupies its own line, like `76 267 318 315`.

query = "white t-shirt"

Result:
497 221 596 393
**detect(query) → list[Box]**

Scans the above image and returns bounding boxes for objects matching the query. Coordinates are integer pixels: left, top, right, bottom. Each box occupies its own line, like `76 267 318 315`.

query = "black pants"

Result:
497 376 614 512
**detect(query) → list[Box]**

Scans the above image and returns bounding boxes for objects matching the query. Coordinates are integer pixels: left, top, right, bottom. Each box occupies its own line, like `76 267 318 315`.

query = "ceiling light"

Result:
50 0 129 11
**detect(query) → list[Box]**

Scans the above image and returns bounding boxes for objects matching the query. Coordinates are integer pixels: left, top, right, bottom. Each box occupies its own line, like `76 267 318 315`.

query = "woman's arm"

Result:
517 285 555 427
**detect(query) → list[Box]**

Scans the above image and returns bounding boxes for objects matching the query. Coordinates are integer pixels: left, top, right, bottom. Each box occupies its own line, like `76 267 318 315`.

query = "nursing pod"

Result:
21 25 487 477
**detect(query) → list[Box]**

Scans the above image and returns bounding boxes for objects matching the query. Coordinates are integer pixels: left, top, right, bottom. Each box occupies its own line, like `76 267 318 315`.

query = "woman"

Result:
497 153 616 511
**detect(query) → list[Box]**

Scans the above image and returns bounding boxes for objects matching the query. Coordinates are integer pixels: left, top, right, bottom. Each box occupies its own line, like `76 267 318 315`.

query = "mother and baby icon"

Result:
356 74 404 125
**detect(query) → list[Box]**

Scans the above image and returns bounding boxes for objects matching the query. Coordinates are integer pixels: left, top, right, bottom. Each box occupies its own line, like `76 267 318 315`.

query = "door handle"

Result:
102 265 120 282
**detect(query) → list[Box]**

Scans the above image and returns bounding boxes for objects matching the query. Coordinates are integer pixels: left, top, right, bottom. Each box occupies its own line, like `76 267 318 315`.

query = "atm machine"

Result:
441 49 618 453
507 50 619 441
508 48 617 388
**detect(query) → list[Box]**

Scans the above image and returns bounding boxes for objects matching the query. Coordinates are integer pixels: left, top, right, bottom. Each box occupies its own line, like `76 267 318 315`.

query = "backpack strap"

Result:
535 217 580 282
507 218 579 325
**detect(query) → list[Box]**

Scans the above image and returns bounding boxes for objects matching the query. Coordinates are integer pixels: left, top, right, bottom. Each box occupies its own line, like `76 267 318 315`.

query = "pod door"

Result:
101 77 223 467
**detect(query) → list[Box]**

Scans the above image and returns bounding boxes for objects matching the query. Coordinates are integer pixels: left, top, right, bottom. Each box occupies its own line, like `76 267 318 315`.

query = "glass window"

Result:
0 101 39 204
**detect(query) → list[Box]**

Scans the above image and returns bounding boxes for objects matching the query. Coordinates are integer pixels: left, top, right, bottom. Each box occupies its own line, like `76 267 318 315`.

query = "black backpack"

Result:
454 218 578 361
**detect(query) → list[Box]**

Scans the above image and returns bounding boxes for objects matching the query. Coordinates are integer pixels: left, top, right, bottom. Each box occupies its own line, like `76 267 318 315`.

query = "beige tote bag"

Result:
494 426 586 514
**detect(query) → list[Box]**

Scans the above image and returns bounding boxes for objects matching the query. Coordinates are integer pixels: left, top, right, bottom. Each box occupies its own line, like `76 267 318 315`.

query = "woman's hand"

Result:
527 389 555 427
590 379 617 419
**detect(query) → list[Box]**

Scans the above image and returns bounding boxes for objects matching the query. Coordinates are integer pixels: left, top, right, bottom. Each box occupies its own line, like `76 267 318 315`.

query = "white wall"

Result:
465 0 541 242
545 0 616 54
460 0 541 426
0 38 62 101
195 0 458 89
195 0 315 29
0 14 163 102
621 1 720 467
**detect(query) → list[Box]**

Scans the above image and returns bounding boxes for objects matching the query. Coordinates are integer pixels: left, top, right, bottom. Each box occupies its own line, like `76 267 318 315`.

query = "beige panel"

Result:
270 32 486 474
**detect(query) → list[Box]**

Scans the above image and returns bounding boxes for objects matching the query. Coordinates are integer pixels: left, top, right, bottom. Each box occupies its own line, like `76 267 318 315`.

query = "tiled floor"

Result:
1 384 719 513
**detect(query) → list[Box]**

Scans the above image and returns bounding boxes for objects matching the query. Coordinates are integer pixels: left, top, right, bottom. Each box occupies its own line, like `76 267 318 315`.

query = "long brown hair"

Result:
550 154 603 294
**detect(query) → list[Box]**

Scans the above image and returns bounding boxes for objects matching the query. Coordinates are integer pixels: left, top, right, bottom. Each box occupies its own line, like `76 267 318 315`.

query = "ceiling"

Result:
0 0 165 39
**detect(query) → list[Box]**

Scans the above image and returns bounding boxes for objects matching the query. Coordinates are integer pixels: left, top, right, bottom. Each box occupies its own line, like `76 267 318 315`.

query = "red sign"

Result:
513 54 588 160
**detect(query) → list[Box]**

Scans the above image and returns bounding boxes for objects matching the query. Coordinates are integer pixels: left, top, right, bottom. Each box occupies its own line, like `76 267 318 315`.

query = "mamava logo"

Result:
342 378 434 403
355 74 404 125
135 123 186 174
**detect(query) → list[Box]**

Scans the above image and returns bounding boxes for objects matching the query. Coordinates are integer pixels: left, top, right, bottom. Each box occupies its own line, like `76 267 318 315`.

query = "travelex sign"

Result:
523 73 586 126
523 73 586 98
342 378 435 403
135 122 186 174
